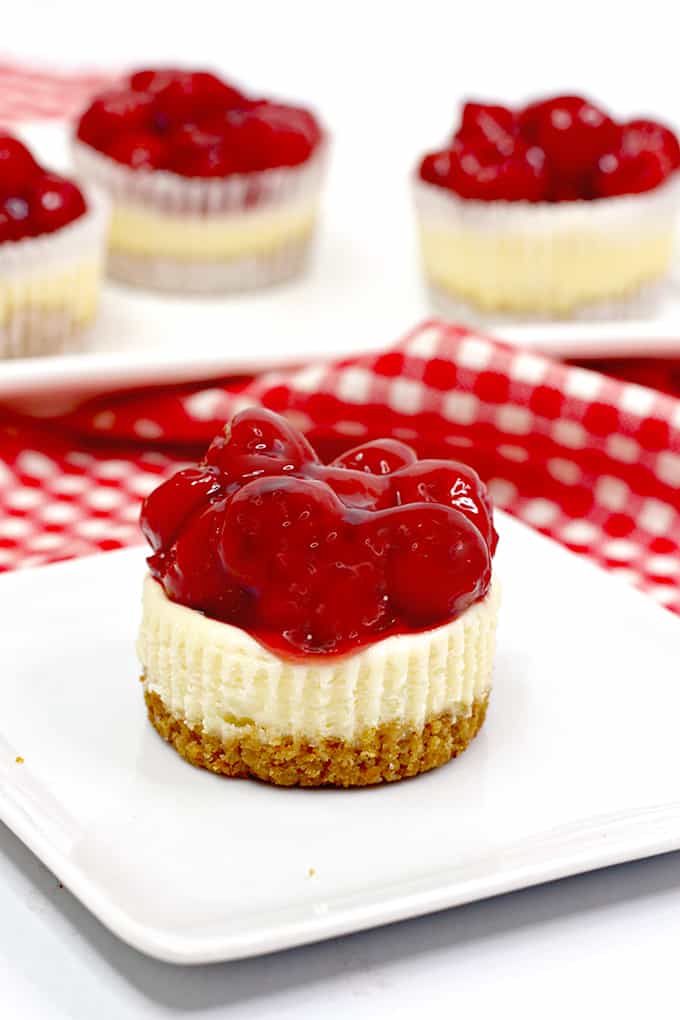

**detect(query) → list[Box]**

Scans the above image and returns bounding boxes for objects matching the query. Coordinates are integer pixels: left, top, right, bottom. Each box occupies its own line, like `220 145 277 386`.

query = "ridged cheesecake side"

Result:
137 575 500 787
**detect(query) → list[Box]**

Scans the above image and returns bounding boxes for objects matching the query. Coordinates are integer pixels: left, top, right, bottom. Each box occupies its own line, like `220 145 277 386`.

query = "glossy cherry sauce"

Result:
77 68 322 176
419 95 680 202
141 408 497 660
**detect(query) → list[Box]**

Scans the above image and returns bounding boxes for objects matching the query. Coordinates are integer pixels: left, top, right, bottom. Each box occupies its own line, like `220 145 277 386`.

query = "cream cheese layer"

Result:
137 575 500 744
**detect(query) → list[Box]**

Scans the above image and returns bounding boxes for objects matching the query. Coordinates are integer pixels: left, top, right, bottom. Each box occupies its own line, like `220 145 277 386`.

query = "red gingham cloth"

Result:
0 61 116 123
0 66 679 614
2 321 680 614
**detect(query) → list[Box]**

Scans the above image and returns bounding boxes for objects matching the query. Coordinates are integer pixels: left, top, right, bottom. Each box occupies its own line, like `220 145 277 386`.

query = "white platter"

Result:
1 510 679 965
2 121 680 410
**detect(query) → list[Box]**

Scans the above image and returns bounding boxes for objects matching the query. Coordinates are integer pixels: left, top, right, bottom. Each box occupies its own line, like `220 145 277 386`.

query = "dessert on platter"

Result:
73 69 326 293
137 408 500 787
414 95 680 318
0 132 107 358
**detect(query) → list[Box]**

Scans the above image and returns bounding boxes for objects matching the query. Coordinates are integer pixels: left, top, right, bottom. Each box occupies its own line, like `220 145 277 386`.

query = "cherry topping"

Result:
0 134 40 192
0 196 32 240
161 501 249 620
332 438 417 475
0 134 87 242
422 140 548 202
77 68 322 176
595 149 668 197
531 96 619 175
31 174 87 233
105 131 167 170
419 94 679 202
622 119 680 171
382 504 490 623
150 71 246 122
163 124 236 177
205 407 318 478
389 460 498 554
141 466 223 553
76 88 155 147
457 102 516 155
141 409 497 660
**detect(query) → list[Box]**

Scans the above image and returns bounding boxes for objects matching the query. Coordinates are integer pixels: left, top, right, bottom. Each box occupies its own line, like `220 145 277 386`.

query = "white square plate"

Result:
3 122 680 409
1 511 680 964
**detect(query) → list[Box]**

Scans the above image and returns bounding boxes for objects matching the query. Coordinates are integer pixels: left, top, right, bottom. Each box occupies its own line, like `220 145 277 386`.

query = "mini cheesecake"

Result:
414 96 680 318
73 69 326 294
137 409 500 787
0 132 107 358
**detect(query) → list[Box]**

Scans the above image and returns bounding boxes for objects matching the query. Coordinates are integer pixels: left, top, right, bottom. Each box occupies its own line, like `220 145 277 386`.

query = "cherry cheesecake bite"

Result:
415 94 680 318
0 132 107 358
137 408 500 787
73 68 326 293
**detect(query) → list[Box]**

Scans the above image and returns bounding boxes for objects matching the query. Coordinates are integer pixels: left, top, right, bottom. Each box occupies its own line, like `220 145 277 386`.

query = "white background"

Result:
4 1 680 1016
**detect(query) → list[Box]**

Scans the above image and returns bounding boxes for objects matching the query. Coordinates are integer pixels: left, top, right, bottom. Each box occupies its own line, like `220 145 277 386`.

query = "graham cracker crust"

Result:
144 688 489 788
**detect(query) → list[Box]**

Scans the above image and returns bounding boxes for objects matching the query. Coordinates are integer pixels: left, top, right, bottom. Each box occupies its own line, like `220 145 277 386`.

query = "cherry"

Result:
223 104 318 171
0 134 40 192
140 466 223 553
595 148 668 197
151 71 246 123
419 149 458 189
221 475 343 587
31 174 87 233
205 407 318 478
332 439 417 475
457 102 516 155
622 119 680 171
422 140 548 202
105 131 167 170
382 504 491 623
163 124 236 177
307 463 390 509
522 96 619 176
76 89 155 147
389 461 498 553
162 501 249 619
0 195 32 240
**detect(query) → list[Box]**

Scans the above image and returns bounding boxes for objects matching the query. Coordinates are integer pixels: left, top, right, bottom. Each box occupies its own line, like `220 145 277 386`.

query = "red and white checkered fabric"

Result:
0 62 116 123
2 321 679 614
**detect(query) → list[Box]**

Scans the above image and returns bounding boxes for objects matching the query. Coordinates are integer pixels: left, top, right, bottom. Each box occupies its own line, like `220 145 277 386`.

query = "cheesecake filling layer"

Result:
0 259 101 325
419 225 674 314
108 200 318 260
137 575 500 745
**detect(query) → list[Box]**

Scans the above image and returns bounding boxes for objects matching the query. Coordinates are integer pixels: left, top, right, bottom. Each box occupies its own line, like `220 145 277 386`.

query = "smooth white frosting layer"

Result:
137 575 500 743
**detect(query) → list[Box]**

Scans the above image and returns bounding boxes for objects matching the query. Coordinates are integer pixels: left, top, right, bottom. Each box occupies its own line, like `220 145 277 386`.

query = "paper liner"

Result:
137 575 500 744
413 174 680 319
0 188 109 359
72 139 326 293
108 234 312 293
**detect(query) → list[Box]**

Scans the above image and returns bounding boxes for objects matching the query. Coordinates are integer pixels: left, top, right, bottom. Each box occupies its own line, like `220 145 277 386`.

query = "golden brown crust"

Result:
144 688 489 788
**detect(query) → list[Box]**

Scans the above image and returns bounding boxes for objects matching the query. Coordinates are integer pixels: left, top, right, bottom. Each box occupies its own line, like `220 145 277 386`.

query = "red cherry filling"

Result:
0 134 40 192
141 408 497 660
457 102 517 156
77 89 155 148
163 124 236 178
332 438 417 475
77 68 322 176
388 460 498 554
106 132 167 170
382 504 490 623
419 94 680 202
0 134 87 242
31 174 87 233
